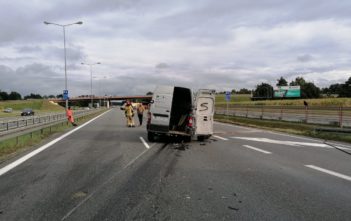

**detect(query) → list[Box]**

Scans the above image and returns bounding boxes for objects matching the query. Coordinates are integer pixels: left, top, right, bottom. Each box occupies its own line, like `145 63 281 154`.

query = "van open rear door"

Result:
194 89 215 141
148 86 174 133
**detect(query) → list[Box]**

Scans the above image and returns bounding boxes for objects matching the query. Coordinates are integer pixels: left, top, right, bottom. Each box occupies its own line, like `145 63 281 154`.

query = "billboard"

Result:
274 86 300 98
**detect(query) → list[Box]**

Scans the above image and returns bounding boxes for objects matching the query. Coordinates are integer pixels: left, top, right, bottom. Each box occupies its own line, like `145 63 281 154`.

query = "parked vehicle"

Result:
146 85 215 142
21 108 34 116
3 108 13 113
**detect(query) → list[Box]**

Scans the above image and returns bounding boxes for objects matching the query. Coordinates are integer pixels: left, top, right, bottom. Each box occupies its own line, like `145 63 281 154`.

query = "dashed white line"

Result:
213 135 228 141
305 165 351 182
139 137 150 149
0 110 111 177
242 145 272 154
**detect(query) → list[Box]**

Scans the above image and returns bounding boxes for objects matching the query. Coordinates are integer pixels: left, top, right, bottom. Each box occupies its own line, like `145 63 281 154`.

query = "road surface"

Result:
0 108 350 220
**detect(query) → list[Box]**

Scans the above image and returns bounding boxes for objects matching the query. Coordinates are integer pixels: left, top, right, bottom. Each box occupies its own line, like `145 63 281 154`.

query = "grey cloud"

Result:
297 54 313 62
155 63 170 69
16 46 42 53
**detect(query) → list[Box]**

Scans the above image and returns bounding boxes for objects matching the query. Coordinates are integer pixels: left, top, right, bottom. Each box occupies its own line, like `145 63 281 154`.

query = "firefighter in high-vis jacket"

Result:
125 101 135 127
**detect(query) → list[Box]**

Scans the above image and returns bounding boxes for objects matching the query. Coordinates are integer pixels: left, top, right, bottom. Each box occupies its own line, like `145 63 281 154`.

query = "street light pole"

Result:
44 21 83 110
81 62 101 108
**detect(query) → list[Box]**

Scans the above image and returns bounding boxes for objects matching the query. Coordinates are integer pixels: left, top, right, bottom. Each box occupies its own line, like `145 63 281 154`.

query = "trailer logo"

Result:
199 102 209 111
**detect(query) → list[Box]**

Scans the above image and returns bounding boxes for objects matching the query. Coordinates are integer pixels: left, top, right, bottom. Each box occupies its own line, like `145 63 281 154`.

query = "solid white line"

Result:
0 110 111 177
213 135 228 141
242 145 272 154
305 165 351 182
139 137 150 149
336 146 351 151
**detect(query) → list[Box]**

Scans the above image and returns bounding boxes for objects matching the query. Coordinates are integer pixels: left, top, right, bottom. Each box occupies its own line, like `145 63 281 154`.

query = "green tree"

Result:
8 91 22 100
302 82 320 98
289 77 320 98
339 77 351 97
24 93 42 99
238 88 251 94
276 76 288 86
0 91 9 100
253 83 274 99
290 77 306 86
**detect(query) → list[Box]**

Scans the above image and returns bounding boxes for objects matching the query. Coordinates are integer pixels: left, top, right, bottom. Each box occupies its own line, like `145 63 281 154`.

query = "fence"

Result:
215 105 351 128
0 109 100 135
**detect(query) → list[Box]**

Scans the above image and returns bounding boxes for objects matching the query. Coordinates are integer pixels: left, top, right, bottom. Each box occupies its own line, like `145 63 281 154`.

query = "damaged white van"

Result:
146 85 215 142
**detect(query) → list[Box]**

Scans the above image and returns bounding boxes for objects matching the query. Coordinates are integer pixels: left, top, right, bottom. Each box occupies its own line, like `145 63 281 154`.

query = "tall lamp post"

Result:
81 62 101 108
44 21 83 110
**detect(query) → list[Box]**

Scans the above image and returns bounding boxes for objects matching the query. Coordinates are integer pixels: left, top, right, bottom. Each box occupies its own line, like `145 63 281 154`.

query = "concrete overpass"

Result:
49 95 152 105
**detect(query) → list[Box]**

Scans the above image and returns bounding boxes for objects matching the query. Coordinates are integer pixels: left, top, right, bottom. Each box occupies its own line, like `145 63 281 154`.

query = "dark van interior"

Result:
169 87 192 132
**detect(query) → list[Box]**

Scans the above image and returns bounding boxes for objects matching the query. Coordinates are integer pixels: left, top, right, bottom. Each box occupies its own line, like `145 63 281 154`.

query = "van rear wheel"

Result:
148 132 155 142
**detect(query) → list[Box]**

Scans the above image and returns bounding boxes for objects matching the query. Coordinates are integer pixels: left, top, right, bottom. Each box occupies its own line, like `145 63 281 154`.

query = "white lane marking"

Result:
213 135 228 141
336 146 351 151
243 145 272 154
215 121 351 149
140 137 150 149
0 110 111 177
305 165 351 182
231 137 333 149
214 122 259 132
62 147 150 220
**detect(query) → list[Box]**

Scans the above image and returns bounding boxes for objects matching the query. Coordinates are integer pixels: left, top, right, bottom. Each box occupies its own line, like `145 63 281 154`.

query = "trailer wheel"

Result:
148 132 155 142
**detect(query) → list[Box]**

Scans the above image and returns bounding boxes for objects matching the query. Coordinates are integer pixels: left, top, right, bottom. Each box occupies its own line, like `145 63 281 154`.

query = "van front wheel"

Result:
148 132 155 142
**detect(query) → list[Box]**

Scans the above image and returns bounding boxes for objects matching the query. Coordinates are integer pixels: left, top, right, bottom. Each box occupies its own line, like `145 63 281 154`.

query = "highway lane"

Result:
0 108 350 220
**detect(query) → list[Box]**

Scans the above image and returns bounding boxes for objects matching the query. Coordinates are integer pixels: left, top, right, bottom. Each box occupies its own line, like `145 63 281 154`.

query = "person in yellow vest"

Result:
136 103 145 126
125 100 135 127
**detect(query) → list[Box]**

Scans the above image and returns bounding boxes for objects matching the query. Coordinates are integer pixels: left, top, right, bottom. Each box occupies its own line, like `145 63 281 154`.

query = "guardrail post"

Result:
279 106 283 120
305 106 309 123
7 122 9 131
339 106 343 128
261 106 264 119
246 106 248 118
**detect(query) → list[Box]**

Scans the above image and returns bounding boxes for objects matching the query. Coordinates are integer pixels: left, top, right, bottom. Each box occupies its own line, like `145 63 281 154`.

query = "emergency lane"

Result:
0 109 350 220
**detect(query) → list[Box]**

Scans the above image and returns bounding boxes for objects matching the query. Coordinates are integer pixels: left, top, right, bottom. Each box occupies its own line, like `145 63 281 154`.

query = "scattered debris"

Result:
228 206 239 211
72 191 88 199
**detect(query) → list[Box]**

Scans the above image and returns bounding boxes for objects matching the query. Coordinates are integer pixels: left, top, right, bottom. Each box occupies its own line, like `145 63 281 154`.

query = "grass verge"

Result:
215 114 351 144
0 110 106 160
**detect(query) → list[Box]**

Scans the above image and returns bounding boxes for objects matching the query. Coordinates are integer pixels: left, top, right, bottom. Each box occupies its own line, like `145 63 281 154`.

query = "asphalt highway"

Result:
0 108 350 221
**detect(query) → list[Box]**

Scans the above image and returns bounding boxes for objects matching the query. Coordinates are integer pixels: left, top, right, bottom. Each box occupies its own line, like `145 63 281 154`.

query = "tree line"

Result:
0 91 61 101
252 76 351 99
1 76 350 101
218 76 351 99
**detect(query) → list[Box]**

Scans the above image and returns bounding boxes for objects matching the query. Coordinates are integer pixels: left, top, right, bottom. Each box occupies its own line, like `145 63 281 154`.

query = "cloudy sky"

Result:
0 0 350 97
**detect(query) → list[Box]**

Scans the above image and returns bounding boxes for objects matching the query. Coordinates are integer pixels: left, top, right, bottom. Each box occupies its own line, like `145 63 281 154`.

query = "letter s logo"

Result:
200 103 208 112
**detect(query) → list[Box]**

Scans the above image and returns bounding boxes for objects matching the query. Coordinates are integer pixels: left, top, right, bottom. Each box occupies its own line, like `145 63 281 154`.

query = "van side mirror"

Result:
149 100 154 104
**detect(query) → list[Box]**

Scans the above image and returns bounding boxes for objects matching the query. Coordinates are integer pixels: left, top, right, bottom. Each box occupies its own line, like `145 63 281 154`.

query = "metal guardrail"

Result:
0 109 100 136
215 105 351 128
